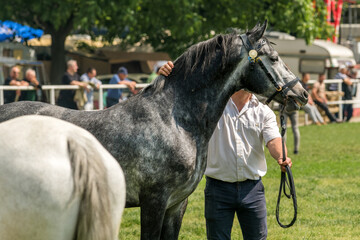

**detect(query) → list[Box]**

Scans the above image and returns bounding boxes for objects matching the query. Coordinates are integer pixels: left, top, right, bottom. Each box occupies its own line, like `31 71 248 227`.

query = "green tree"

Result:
0 0 135 84
0 0 333 82
124 0 333 58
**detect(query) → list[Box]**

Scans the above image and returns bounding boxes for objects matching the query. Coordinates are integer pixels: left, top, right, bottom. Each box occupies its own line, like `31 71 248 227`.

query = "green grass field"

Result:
119 122 360 240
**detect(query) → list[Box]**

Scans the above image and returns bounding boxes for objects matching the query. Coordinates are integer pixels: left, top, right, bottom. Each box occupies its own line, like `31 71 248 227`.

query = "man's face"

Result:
303 74 310 83
88 70 96 78
319 74 325 83
11 67 20 79
119 73 127 80
70 63 78 73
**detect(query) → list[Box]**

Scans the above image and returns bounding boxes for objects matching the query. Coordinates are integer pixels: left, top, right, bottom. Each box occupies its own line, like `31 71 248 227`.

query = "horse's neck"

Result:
171 77 236 141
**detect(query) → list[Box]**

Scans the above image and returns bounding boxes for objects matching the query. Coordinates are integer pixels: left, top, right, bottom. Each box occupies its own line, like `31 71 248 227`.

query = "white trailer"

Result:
267 33 356 79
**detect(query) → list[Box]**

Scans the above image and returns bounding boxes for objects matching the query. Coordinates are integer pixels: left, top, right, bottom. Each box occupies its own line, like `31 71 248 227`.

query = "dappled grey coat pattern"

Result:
0 21 307 240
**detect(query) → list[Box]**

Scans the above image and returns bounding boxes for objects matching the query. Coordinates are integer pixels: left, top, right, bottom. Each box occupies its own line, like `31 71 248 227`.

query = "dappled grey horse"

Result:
0 21 307 239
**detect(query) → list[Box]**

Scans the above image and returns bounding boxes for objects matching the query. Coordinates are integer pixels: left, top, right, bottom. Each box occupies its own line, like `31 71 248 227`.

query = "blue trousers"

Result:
205 177 267 240
106 97 119 108
343 104 353 122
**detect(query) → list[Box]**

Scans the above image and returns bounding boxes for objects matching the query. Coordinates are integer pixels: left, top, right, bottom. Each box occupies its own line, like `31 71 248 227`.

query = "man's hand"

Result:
158 61 174 76
277 156 292 172
29 76 39 86
80 82 90 92
127 81 137 91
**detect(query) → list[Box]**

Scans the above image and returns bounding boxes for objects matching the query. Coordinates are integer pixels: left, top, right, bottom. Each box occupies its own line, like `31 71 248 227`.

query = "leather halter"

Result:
239 34 300 105
240 34 298 228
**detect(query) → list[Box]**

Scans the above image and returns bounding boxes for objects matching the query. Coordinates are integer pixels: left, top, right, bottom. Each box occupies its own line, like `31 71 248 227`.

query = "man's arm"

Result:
343 77 352 86
9 80 29 86
118 80 137 92
70 80 89 91
266 137 292 172
311 84 323 103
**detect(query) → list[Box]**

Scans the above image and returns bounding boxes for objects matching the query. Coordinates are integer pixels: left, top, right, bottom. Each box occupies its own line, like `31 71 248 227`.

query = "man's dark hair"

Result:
87 67 96 73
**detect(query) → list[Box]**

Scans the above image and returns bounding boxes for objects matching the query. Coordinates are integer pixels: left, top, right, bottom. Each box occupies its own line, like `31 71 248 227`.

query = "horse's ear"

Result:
249 20 268 42
217 35 223 45
216 35 224 49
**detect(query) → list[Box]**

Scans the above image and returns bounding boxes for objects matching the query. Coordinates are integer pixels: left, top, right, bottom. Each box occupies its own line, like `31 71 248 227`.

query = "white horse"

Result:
0 115 126 240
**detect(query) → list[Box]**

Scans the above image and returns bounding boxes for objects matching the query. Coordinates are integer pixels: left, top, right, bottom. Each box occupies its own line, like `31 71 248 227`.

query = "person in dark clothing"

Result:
4 66 29 103
334 65 353 122
57 60 88 109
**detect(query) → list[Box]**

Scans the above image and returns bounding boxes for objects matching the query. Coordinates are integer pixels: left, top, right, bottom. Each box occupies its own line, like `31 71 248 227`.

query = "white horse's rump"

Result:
0 115 126 240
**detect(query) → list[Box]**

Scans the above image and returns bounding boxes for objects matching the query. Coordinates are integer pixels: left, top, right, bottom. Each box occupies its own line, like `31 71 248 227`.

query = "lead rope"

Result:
276 107 297 228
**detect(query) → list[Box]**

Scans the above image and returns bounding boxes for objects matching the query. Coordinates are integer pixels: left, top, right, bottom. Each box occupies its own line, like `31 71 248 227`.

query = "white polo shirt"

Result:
205 95 281 182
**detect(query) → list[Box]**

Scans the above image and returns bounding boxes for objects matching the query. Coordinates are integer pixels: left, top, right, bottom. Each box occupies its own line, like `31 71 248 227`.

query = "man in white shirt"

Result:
159 62 292 240
80 67 102 110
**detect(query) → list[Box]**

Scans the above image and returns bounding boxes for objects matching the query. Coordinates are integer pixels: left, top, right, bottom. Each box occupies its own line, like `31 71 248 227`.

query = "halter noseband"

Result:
239 34 299 105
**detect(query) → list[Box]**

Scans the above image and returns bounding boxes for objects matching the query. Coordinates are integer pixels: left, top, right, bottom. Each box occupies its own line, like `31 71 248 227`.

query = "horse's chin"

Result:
284 99 301 112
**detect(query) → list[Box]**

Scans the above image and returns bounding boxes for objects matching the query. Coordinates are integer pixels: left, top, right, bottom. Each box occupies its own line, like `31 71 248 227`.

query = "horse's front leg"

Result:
140 197 168 240
160 198 188 240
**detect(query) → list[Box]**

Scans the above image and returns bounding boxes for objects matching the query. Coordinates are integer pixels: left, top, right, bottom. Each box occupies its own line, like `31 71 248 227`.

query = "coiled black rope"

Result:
276 112 297 228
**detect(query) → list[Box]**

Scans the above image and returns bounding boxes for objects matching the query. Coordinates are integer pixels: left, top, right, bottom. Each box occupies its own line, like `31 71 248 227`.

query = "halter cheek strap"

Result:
239 33 298 228
239 34 299 105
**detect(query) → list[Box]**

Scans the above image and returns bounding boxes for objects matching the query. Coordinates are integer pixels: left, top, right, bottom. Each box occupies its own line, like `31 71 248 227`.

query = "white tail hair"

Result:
67 136 115 240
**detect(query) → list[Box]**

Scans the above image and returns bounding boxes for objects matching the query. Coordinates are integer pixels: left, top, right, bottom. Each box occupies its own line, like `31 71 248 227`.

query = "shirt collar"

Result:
229 93 259 116
249 94 259 106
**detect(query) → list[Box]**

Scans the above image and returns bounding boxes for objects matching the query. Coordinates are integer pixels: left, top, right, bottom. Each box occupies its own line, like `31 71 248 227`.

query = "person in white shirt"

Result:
159 61 292 240
80 67 102 110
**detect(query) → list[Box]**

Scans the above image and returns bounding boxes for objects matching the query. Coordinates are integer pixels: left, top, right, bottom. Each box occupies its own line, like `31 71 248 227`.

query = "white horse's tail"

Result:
67 136 114 240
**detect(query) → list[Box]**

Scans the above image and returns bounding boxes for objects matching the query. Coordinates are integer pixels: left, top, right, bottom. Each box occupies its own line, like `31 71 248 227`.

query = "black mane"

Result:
173 31 240 77
141 28 254 95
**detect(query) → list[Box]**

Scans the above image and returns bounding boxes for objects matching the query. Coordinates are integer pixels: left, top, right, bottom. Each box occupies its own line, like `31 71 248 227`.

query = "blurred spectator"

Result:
312 74 340 123
300 73 325 125
23 68 40 101
4 66 29 103
80 67 102 110
282 109 300 154
57 60 88 109
147 61 168 83
334 65 353 122
146 66 161 83
106 66 137 108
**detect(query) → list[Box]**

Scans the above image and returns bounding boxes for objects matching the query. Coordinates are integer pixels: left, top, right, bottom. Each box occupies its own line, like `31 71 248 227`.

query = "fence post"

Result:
338 81 343 120
0 89 3 105
50 88 55 105
99 86 104 110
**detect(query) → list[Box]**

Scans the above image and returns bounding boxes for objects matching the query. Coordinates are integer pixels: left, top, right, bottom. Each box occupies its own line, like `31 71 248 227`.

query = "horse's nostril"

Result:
304 91 309 98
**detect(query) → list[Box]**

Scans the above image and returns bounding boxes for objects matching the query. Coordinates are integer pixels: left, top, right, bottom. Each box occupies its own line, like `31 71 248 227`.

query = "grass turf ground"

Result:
119 121 360 239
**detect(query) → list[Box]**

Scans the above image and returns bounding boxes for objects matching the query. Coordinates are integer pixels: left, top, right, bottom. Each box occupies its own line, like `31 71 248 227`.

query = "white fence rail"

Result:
1 79 360 120
0 83 149 110
307 79 360 120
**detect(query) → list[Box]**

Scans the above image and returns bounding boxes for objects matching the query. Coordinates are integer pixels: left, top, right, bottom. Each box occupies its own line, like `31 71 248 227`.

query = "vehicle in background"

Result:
266 32 357 79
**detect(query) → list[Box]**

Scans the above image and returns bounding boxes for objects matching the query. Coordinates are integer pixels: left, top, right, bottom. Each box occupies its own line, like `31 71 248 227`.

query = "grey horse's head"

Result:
239 21 308 112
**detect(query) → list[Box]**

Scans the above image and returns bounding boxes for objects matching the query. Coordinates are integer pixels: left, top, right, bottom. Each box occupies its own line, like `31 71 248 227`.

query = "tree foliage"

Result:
122 0 333 58
0 0 135 83
0 0 333 80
